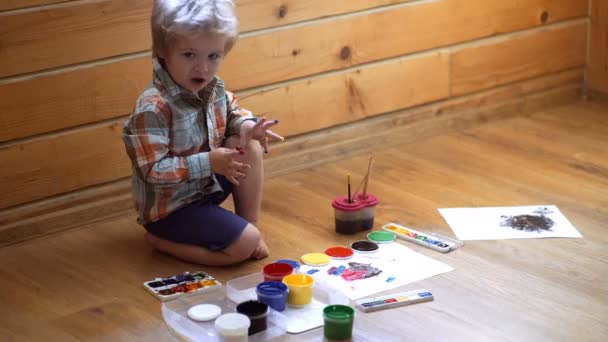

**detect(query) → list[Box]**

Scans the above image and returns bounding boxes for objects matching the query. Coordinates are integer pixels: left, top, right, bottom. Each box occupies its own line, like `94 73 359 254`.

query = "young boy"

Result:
122 0 281 266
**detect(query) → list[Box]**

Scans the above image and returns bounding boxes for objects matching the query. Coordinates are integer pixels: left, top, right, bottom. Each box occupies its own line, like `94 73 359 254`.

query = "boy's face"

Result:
162 33 227 95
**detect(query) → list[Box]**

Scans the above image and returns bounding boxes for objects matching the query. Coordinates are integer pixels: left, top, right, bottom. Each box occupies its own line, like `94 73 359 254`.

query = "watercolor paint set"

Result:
382 222 463 253
355 288 434 312
143 271 222 301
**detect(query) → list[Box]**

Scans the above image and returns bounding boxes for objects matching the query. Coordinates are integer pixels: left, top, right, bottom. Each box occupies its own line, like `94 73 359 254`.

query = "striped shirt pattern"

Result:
123 59 254 224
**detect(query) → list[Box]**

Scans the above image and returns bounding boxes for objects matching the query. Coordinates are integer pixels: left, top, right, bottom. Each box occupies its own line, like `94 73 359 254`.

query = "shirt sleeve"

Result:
225 90 257 136
122 111 211 184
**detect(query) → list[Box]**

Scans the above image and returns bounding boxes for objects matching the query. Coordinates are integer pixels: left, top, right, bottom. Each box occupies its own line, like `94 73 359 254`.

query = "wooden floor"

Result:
1 99 607 341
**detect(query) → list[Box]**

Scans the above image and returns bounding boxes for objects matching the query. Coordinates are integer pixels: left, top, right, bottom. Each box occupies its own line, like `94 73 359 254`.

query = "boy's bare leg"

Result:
225 136 269 260
145 224 261 266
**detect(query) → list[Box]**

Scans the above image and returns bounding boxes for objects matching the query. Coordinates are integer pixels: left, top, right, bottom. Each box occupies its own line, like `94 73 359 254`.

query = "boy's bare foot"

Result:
250 239 270 260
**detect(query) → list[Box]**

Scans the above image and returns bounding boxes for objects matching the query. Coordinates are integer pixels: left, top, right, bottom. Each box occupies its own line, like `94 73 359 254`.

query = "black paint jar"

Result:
236 300 269 336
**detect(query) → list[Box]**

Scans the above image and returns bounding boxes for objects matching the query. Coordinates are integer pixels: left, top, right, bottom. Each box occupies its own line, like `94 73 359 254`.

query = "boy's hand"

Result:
209 148 251 185
239 118 283 154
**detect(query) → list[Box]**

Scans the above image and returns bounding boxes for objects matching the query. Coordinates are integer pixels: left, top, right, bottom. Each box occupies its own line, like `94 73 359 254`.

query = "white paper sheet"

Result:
298 242 453 300
438 205 582 240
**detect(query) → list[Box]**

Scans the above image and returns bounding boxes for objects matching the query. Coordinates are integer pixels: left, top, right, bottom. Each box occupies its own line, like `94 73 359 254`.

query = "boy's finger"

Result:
235 164 250 173
255 117 267 129
262 119 279 130
228 176 240 186
265 130 284 141
261 137 269 154
232 161 246 169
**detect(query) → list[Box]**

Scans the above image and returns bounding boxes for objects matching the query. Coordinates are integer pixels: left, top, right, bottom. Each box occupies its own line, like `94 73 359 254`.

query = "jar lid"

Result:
355 193 379 207
350 240 379 253
325 246 354 259
367 230 396 243
331 196 366 211
187 304 221 321
301 252 331 266
332 194 379 211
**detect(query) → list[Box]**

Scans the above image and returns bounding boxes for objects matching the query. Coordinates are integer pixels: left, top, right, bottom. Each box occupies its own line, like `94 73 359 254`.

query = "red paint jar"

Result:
262 262 294 282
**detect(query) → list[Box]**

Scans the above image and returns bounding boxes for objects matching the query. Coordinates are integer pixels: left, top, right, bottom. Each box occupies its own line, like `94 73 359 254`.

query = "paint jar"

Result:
235 300 269 336
282 273 314 307
274 259 301 272
323 305 355 340
332 193 379 234
256 281 289 312
214 313 250 342
263 262 294 282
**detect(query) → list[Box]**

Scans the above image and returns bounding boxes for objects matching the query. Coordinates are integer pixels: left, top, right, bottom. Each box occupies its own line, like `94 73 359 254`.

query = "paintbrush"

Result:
362 156 374 199
347 174 352 203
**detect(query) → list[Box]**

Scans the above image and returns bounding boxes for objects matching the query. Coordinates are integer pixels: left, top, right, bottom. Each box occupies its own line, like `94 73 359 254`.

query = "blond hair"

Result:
151 0 239 58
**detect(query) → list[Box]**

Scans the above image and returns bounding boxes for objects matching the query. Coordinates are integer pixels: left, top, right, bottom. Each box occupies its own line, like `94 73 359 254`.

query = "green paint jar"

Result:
323 305 355 340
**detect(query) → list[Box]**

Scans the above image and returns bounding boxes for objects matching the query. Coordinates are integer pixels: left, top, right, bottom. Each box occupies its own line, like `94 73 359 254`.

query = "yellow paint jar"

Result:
282 274 314 306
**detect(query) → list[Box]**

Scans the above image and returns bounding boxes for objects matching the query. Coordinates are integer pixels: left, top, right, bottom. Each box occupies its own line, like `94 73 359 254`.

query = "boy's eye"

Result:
208 53 221 61
183 52 195 59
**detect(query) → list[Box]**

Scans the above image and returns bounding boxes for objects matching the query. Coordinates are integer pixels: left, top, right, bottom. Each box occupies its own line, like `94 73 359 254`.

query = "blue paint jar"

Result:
256 281 289 312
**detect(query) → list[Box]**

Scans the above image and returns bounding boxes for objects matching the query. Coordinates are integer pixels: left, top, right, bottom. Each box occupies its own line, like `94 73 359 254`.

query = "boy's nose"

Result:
194 61 209 73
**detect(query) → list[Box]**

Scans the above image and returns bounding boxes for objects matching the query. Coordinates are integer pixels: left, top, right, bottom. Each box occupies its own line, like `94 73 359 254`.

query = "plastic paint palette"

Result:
367 230 396 243
324 246 354 260
301 253 331 266
143 271 221 301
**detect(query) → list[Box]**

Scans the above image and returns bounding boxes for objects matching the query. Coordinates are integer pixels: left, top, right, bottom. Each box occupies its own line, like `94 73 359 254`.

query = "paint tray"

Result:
226 272 349 334
162 285 286 342
382 223 464 253
143 271 222 302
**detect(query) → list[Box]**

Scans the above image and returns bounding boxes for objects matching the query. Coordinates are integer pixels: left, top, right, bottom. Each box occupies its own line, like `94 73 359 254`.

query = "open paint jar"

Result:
256 281 289 312
323 305 355 340
282 274 314 307
214 313 250 342
332 193 379 234
262 262 294 282
273 259 301 272
235 300 269 336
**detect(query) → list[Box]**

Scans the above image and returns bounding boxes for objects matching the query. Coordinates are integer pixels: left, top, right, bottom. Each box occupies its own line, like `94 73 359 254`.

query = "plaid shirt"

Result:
123 59 254 224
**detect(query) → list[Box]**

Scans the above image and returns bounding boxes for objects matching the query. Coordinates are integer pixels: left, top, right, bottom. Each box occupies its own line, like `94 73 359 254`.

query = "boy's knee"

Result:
244 139 263 159
229 224 260 260
225 136 263 163
242 224 261 243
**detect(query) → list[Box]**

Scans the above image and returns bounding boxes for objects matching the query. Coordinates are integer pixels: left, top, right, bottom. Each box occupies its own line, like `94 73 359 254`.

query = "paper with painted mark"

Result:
299 242 453 300
438 205 582 240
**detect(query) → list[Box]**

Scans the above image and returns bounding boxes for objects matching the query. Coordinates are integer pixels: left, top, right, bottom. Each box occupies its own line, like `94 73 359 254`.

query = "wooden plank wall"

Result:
0 1 590 236
588 0 608 93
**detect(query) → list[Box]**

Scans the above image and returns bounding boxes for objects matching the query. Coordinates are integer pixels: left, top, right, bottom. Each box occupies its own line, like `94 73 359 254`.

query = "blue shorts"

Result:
143 175 248 251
